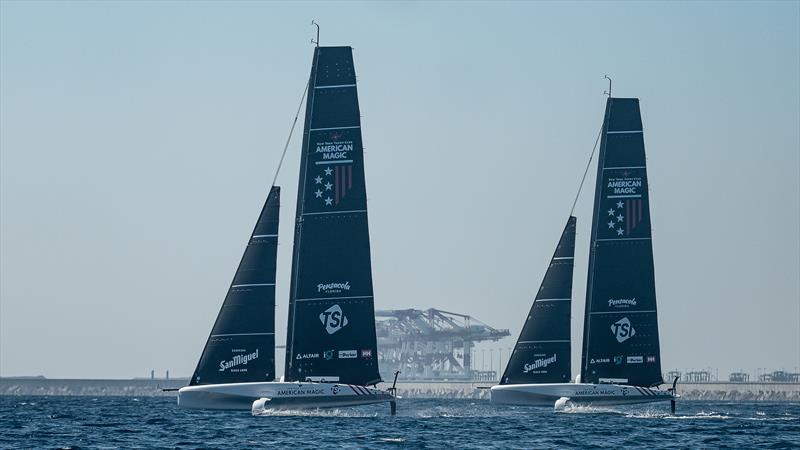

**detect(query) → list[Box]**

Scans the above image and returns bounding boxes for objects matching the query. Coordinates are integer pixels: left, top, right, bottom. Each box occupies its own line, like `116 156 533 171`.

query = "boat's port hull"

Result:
490 382 676 407
178 381 394 411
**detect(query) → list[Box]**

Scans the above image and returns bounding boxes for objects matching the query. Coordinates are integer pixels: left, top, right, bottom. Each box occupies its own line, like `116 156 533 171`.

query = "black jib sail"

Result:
190 186 280 386
284 46 381 386
580 98 663 387
500 216 576 385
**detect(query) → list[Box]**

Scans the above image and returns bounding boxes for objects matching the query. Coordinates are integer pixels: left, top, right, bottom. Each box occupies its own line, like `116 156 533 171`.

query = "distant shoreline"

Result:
2 377 799 401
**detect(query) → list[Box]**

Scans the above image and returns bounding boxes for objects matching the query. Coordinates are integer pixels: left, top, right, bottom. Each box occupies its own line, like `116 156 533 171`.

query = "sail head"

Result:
284 46 381 386
189 186 280 386
581 98 664 387
500 216 576 385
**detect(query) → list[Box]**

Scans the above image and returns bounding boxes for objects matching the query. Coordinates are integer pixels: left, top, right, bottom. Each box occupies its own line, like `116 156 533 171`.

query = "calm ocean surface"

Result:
1 396 798 449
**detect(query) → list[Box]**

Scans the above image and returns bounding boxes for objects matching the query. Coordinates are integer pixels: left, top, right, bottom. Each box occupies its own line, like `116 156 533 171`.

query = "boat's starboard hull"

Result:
490 382 676 407
178 381 393 411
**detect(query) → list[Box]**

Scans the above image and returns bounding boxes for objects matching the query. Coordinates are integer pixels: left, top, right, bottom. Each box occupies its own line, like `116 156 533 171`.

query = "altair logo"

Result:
610 317 636 343
523 354 557 373
320 304 349 334
317 281 350 294
219 349 259 371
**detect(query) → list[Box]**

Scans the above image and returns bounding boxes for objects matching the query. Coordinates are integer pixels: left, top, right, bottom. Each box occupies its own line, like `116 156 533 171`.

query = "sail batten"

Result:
189 186 280 386
580 98 663 387
284 46 381 386
500 216 576 385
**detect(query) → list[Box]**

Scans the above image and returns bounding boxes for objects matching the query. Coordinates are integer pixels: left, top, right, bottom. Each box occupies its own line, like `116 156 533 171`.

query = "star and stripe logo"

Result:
606 198 644 236
313 164 354 207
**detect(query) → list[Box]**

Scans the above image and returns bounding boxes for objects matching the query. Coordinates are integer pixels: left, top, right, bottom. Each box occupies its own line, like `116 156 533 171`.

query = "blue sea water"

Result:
1 396 798 449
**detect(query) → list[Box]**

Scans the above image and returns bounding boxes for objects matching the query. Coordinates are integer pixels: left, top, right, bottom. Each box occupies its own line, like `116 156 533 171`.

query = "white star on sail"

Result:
315 190 322 198
617 214 624 222
324 167 333 176
608 209 615 216
616 201 624 208
324 182 333 191
324 197 333 206
608 221 615 229
617 228 624 235
314 176 323 184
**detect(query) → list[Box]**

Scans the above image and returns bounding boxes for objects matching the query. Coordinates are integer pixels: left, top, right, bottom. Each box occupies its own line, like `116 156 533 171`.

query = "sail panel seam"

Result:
517 340 570 343
303 209 367 216
231 283 276 287
589 310 656 315
295 295 373 302
315 84 356 89
607 130 643 134
211 333 275 337
595 237 651 242
309 125 360 132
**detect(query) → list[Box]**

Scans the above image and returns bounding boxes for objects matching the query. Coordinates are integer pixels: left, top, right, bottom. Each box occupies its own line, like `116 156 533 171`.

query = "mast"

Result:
580 98 663 387
500 216 576 385
284 46 381 386
190 186 280 385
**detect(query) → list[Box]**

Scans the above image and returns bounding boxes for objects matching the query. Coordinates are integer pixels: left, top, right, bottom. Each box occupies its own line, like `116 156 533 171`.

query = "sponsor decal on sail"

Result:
590 357 611 365
315 134 353 161
219 349 259 372
296 352 320 360
338 350 357 359
603 170 646 238
627 356 644 364
317 281 350 294
361 349 373 358
608 297 637 308
522 354 557 373
646 355 657 363
323 350 334 360
611 317 636 343
312 159 355 207
320 304 349 335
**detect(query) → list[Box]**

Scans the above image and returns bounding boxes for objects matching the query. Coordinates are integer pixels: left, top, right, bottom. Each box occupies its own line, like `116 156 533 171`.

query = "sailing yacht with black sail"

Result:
179 38 396 413
491 97 677 410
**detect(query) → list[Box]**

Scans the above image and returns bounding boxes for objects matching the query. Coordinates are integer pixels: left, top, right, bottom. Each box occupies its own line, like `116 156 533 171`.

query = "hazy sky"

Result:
1 1 798 379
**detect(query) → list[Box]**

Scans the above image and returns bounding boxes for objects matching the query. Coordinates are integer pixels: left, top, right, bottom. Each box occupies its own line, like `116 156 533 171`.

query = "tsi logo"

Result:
610 317 636 343
320 304 349 335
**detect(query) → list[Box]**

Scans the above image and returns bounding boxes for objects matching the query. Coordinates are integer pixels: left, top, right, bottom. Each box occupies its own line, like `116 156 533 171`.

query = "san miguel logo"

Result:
604 170 645 237
219 349 259 372
610 317 636 343
320 304 349 335
523 354 557 373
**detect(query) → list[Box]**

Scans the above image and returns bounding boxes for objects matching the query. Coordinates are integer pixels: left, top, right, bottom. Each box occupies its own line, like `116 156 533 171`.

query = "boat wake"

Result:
251 407 378 418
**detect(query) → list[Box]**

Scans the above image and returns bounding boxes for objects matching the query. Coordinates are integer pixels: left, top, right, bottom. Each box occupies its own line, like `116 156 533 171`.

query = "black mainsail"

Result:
190 186 280 386
580 98 663 387
500 216 576 385
284 46 381 386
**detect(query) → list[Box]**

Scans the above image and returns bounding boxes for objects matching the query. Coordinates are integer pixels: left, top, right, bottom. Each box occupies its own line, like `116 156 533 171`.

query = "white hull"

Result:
490 383 676 407
178 381 394 411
